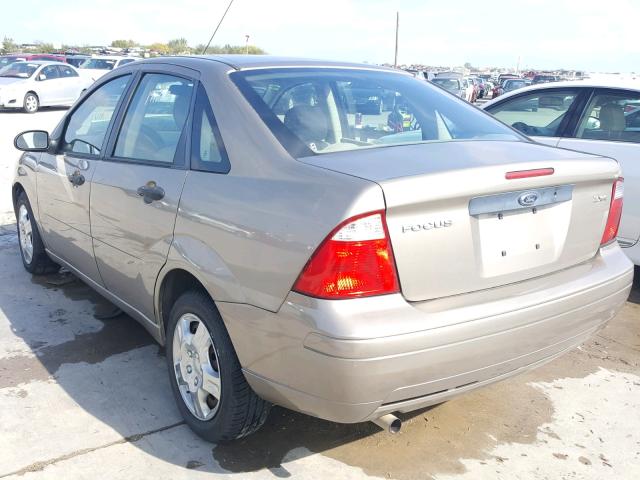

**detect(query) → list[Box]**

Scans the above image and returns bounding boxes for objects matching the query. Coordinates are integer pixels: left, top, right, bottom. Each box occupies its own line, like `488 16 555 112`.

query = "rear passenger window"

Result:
58 65 78 77
577 91 640 143
114 73 194 164
190 84 230 173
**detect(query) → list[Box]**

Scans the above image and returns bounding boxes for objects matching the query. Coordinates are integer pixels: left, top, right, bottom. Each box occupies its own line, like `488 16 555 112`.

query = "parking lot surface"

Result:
0 109 639 480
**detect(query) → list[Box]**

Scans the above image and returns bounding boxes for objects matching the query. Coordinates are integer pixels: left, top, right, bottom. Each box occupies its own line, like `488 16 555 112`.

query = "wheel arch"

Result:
12 182 25 211
155 265 238 346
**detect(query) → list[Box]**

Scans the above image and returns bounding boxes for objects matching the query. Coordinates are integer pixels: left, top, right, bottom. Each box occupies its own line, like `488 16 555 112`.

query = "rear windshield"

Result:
431 78 459 90
232 68 521 158
79 59 116 70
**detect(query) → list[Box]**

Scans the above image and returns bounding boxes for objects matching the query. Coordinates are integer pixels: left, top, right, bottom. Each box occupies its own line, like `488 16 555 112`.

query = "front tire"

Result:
166 290 271 442
15 192 59 274
23 92 39 113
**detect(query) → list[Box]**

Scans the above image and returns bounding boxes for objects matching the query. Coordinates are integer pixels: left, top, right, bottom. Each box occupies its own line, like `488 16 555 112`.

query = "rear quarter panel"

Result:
163 59 385 312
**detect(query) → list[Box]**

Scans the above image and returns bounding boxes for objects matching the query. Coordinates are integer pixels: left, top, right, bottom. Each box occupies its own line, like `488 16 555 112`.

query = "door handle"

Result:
137 181 165 204
68 170 85 187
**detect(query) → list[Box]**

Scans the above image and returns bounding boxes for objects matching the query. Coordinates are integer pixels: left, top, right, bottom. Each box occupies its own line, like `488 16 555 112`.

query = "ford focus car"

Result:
12 56 633 442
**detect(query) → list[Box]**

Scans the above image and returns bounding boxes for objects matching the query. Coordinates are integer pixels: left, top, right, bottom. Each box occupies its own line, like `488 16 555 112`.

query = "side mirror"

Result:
14 130 50 152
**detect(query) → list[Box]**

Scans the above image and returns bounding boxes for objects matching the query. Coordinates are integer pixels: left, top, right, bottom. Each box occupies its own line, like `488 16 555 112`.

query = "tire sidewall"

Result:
166 291 242 441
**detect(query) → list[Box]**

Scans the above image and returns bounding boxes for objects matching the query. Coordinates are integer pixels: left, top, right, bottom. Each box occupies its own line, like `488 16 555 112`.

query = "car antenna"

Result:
200 0 236 55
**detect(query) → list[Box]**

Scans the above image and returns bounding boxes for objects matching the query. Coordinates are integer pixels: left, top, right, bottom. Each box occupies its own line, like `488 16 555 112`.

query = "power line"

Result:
200 0 236 55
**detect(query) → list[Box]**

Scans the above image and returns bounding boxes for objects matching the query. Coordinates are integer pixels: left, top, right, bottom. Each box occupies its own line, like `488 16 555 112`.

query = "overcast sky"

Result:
3 0 638 72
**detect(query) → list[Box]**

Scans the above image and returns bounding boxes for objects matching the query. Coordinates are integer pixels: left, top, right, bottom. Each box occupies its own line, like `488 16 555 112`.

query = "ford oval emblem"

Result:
518 191 539 206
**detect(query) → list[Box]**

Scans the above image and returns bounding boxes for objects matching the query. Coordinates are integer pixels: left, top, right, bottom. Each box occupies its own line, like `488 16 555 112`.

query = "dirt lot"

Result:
0 109 639 480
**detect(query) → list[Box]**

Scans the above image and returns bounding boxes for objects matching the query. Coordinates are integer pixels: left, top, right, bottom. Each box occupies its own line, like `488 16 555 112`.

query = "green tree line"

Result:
1 37 266 56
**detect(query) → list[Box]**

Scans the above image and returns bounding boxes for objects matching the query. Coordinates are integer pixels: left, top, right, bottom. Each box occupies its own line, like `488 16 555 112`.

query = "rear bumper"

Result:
217 244 633 423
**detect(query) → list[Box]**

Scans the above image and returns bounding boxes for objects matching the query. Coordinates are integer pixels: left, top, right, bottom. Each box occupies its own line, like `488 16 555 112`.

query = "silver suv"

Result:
12 56 633 441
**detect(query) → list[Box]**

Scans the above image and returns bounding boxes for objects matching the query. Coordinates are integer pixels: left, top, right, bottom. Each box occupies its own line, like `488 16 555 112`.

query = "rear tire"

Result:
23 92 39 114
15 192 59 274
166 290 271 442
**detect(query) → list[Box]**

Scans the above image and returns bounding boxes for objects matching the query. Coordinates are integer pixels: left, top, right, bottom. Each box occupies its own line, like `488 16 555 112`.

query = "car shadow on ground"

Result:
0 106 69 115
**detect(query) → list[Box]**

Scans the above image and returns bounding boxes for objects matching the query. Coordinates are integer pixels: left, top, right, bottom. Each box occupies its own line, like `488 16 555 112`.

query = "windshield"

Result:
432 78 459 90
0 62 39 78
0 56 21 67
79 59 116 70
232 68 522 157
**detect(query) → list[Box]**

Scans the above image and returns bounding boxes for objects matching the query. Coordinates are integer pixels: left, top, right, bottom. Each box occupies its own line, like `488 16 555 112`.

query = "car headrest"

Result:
283 105 328 145
170 84 191 97
599 103 625 132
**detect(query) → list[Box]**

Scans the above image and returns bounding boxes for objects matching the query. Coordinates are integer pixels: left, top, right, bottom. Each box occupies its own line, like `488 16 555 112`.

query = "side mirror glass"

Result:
14 130 50 152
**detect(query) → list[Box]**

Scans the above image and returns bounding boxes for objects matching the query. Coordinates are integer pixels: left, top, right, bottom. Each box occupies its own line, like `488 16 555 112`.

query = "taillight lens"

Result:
293 211 400 299
601 178 624 246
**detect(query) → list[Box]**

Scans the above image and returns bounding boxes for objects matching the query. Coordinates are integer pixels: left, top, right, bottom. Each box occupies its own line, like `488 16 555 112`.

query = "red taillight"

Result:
601 178 624 246
293 211 400 299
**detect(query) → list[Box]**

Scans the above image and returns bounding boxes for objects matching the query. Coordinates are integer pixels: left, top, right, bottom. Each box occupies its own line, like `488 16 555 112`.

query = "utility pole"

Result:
245 35 250 54
394 11 399 68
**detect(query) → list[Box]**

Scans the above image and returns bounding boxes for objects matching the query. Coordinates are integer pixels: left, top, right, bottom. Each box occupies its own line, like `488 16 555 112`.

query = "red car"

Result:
0 53 66 68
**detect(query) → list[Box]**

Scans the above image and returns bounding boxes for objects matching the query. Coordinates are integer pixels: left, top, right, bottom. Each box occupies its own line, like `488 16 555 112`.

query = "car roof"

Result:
89 55 136 60
7 60 67 66
134 55 400 73
482 79 640 108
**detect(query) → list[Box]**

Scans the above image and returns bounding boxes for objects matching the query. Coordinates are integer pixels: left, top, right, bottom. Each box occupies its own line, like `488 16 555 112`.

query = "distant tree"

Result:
197 43 266 55
148 42 170 55
167 38 190 54
464 62 474 70
24 42 55 53
111 39 137 49
2 36 17 53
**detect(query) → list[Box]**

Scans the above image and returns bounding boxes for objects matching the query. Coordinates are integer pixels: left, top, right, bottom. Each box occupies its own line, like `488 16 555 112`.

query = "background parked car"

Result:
482 80 640 264
532 74 558 84
431 76 466 99
492 78 528 98
474 77 487 98
64 54 90 68
77 56 138 81
0 61 91 113
0 53 66 68
463 77 477 102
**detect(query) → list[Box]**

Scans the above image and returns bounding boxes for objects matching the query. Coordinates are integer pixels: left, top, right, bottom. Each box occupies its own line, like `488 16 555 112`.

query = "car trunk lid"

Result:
300 140 620 301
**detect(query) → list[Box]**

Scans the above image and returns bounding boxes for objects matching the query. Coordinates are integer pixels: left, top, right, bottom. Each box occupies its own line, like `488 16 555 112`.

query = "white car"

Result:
483 80 640 264
77 56 138 82
0 61 92 113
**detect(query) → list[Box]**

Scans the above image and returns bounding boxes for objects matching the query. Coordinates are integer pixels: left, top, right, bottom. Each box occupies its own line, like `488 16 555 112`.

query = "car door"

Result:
484 88 588 147
36 74 134 285
557 88 640 246
90 66 195 322
35 65 64 105
56 64 82 104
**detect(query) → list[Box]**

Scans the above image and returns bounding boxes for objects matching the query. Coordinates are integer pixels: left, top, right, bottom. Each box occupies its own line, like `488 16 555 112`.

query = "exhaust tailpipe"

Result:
373 414 402 434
